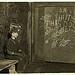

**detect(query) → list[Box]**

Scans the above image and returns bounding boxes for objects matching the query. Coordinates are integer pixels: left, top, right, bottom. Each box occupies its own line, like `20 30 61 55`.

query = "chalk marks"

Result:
40 7 75 48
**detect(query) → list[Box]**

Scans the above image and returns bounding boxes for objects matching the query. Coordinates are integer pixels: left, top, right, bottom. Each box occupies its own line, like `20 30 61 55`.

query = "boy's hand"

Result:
19 49 22 53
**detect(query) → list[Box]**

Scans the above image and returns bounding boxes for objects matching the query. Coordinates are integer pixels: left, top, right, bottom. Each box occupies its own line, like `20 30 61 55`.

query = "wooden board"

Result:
0 60 18 71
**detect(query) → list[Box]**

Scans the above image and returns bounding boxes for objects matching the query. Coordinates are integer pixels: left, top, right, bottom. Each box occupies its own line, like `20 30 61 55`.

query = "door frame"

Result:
31 2 75 62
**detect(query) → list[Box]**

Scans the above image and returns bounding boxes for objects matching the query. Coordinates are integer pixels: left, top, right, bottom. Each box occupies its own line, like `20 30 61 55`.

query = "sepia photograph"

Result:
0 2 75 73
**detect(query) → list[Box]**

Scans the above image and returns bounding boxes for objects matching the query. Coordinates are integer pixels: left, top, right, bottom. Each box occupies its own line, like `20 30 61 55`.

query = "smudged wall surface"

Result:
0 3 29 59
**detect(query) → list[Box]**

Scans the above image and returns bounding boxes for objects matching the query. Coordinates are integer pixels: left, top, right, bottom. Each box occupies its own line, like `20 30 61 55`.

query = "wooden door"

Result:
32 3 75 63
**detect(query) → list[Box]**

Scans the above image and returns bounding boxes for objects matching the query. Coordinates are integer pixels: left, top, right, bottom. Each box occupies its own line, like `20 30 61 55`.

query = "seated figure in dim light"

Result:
5 32 28 73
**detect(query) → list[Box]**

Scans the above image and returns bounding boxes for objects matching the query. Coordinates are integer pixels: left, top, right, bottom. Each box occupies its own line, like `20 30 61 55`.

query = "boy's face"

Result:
12 32 18 39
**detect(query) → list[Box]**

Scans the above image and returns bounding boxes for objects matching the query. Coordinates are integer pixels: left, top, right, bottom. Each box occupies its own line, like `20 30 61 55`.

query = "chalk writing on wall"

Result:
40 7 75 48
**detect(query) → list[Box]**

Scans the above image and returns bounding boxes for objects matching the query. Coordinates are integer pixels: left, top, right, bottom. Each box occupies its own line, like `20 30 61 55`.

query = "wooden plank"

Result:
8 64 17 73
34 2 75 7
0 60 18 71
